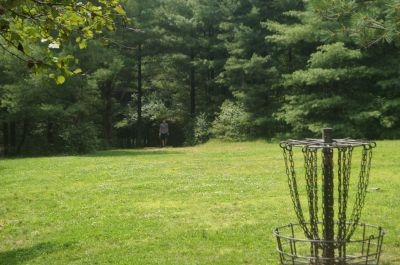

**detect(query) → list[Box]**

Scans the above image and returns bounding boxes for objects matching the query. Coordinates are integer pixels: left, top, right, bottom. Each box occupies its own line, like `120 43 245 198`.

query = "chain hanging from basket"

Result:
274 128 384 265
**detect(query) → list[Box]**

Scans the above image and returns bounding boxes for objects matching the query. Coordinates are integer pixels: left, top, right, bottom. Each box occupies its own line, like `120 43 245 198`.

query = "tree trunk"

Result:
16 119 28 154
10 121 16 152
104 80 113 146
190 50 196 117
47 121 53 144
3 122 9 156
206 25 214 105
136 43 144 147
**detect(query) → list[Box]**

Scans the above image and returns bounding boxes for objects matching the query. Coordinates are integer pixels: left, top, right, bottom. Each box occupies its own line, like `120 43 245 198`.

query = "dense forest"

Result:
1 0 400 155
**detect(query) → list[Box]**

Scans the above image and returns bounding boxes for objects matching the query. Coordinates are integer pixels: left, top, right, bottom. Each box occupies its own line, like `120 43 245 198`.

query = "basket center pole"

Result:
322 128 335 262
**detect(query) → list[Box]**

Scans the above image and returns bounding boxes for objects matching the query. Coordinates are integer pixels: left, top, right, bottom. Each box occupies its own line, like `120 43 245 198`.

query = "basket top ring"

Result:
280 138 376 150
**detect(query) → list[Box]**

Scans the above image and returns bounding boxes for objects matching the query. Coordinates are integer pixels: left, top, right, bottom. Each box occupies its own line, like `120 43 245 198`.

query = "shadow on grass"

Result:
0 242 73 265
83 148 183 158
0 148 183 160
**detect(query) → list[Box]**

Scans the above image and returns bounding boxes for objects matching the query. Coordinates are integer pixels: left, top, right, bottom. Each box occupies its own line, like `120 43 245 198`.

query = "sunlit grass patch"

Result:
0 140 399 264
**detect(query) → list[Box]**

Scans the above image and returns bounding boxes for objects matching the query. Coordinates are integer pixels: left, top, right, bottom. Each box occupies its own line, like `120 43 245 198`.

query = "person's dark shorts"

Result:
160 133 168 140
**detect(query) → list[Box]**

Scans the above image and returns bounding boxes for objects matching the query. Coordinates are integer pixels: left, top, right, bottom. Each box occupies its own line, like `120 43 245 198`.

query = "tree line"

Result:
1 0 400 155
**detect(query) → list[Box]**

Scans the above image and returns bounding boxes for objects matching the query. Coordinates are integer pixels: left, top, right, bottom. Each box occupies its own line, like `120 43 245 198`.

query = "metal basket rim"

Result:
279 138 376 150
273 222 385 244
275 247 379 261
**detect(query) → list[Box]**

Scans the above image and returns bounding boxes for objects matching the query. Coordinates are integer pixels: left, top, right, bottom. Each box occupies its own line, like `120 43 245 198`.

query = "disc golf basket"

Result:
274 128 385 265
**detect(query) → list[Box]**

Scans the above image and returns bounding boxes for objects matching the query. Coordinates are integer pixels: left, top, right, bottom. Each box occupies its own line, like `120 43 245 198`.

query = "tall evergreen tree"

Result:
267 0 400 138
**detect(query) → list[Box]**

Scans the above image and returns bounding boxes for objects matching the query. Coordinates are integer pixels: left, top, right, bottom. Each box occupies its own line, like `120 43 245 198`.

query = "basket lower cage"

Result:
274 222 385 265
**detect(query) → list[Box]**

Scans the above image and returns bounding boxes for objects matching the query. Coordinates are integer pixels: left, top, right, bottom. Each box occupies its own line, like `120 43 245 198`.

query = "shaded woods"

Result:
1 0 400 155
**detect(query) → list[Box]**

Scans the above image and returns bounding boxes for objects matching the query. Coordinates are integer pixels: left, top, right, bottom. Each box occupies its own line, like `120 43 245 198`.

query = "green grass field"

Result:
0 140 399 264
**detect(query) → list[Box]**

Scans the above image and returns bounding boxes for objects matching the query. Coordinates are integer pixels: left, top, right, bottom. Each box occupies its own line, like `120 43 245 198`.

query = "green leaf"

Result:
73 68 82 74
56 75 66 85
64 69 73 76
114 5 126 16
79 39 87 49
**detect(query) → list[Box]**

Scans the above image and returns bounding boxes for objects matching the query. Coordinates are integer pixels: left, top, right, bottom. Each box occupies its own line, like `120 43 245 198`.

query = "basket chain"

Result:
283 145 312 238
304 147 321 255
282 143 374 247
337 146 353 258
346 145 373 240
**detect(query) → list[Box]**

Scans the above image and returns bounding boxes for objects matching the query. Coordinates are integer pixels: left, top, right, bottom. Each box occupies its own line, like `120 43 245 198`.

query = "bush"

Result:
60 122 100 153
211 100 250 141
194 113 211 144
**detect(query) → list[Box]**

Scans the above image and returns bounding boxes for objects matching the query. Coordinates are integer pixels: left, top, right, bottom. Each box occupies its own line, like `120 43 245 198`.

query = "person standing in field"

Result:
159 120 169 147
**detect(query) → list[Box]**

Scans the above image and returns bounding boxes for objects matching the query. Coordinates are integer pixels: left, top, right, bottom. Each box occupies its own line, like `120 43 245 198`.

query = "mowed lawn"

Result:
0 140 399 265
